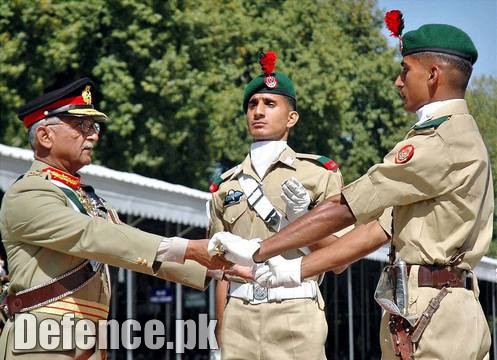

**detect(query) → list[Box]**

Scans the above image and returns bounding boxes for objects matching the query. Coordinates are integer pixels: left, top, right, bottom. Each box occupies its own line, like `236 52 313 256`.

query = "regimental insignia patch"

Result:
395 144 414 164
223 189 244 206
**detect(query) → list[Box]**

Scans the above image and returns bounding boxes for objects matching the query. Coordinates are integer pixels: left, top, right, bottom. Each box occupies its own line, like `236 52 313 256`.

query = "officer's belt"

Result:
33 296 109 323
6 261 100 316
228 280 317 304
408 265 467 289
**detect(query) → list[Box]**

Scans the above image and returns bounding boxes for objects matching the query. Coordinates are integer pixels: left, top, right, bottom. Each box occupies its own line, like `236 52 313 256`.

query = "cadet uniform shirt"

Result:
209 145 344 360
342 100 493 269
343 99 492 360
210 146 344 250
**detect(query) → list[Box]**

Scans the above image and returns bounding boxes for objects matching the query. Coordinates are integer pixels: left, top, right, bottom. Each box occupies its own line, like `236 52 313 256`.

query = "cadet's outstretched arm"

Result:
253 220 390 288
254 194 355 262
301 220 390 278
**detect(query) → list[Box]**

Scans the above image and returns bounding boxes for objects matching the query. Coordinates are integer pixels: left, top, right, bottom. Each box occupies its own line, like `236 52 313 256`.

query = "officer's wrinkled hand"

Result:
281 177 311 222
254 255 302 288
208 232 261 266
186 239 232 270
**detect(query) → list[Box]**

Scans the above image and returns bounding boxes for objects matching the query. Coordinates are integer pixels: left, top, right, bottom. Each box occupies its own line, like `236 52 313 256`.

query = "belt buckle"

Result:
253 283 268 301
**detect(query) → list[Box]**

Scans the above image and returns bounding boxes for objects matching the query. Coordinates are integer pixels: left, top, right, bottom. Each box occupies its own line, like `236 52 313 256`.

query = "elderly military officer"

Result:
212 13 493 360
208 51 348 360
0 78 228 359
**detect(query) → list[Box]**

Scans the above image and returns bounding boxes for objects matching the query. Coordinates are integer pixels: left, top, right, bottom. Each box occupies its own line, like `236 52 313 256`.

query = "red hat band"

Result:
22 95 87 128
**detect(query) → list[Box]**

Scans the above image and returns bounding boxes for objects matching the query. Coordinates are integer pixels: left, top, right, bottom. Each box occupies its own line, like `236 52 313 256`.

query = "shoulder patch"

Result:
395 144 415 164
295 153 339 171
208 165 240 193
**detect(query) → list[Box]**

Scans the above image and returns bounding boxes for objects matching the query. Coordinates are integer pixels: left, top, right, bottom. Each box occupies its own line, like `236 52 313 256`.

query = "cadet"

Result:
212 12 493 360
0 78 228 359
208 51 348 360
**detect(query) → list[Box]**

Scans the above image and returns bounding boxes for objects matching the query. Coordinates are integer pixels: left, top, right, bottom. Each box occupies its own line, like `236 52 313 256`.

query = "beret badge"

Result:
259 51 278 89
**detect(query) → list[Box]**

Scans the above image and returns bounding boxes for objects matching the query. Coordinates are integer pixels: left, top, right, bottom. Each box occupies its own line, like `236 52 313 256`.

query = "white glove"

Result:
281 177 311 222
254 255 302 288
208 232 260 266
210 349 221 360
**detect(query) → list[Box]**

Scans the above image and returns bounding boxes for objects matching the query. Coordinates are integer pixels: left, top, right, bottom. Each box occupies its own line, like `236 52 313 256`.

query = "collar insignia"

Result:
42 167 81 189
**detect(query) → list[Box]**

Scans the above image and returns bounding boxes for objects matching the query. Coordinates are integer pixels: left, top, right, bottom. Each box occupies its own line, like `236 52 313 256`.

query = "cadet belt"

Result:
6 262 97 315
228 281 318 304
408 265 467 289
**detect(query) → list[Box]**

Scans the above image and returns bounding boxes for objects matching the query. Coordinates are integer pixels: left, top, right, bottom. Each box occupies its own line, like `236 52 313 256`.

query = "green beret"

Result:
242 71 296 113
402 24 478 64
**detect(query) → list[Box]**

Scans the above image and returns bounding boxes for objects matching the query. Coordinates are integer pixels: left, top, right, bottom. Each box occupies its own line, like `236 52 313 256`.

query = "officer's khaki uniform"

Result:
343 101 493 359
210 146 344 360
0 160 208 359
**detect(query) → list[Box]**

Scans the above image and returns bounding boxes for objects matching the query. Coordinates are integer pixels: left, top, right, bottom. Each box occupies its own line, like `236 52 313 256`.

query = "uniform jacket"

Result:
209 146 344 258
0 160 207 358
343 100 493 269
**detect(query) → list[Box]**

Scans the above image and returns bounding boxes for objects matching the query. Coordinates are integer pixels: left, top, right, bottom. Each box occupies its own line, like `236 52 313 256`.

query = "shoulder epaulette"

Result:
26 170 48 178
413 115 450 130
15 170 49 183
296 153 339 171
208 165 240 193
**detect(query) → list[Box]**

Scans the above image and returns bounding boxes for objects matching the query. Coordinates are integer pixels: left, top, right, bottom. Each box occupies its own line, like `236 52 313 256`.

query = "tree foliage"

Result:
0 0 407 189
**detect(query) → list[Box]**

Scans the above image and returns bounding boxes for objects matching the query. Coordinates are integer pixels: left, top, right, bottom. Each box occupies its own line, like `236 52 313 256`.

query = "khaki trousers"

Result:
380 267 490 360
0 314 106 360
221 296 328 360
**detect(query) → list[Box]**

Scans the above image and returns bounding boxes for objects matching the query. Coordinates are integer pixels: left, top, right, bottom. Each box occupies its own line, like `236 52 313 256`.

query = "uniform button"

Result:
13 298 23 311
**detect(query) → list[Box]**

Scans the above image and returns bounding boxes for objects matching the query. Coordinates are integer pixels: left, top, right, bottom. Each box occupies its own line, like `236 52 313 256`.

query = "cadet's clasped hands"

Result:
207 232 303 288
207 177 309 288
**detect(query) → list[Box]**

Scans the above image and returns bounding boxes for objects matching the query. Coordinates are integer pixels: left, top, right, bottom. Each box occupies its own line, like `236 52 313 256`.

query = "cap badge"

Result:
82 85 92 105
264 75 278 89
395 144 414 164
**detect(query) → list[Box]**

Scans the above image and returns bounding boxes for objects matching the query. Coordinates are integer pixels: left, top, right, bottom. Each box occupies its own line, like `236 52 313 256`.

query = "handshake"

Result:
208 232 303 288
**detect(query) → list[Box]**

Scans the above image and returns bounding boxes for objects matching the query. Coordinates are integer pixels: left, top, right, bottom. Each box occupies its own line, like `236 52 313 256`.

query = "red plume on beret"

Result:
384 10 404 38
259 51 277 75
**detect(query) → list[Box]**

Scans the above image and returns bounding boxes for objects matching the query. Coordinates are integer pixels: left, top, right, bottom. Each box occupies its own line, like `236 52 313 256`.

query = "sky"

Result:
377 0 497 78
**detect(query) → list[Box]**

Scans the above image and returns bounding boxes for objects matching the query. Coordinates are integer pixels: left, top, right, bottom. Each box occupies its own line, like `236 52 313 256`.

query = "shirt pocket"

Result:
222 201 248 225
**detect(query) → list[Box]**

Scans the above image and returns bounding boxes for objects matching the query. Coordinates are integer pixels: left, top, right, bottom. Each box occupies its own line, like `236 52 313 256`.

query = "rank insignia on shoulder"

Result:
224 189 244 206
209 175 223 193
317 156 339 171
395 144 414 164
